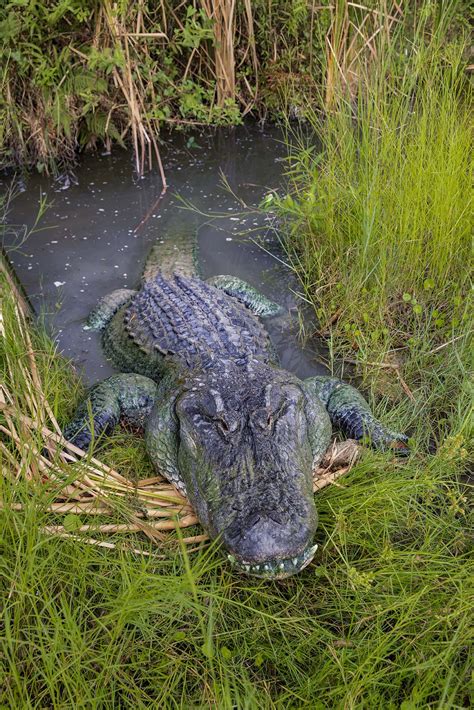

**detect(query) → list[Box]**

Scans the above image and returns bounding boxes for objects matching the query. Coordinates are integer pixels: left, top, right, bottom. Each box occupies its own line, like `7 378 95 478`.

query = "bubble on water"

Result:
54 281 66 287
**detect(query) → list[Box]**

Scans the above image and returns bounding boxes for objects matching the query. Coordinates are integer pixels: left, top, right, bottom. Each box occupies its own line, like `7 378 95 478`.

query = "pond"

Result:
2 124 326 384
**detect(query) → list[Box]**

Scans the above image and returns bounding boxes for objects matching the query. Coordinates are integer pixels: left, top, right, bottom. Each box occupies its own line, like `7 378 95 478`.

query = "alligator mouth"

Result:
226 543 318 579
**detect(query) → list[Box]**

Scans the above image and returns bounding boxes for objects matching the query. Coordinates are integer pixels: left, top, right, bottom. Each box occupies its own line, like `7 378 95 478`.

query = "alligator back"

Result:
104 273 273 376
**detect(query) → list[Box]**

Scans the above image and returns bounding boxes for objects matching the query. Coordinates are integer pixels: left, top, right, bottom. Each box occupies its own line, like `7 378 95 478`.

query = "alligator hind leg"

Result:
84 289 137 332
63 373 157 451
207 275 283 317
303 376 410 454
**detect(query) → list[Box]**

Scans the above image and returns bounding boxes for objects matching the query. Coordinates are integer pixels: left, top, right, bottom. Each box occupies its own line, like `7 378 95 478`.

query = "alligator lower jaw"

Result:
226 543 318 580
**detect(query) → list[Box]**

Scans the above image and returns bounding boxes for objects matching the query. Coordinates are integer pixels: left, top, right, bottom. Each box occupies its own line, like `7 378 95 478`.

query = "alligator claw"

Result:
389 437 411 456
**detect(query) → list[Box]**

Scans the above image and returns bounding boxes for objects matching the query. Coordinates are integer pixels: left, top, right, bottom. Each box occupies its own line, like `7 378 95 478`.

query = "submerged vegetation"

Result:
1 2 473 707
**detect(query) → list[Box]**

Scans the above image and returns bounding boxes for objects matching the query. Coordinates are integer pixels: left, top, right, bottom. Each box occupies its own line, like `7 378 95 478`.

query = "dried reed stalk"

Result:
101 0 167 183
324 0 404 110
201 0 236 107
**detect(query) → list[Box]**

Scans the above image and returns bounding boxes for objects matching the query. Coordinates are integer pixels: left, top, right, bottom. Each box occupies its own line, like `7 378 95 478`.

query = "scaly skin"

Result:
65 259 409 579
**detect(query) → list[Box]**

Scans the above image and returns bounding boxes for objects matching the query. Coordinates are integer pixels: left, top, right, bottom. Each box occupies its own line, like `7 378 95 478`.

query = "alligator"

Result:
64 230 409 579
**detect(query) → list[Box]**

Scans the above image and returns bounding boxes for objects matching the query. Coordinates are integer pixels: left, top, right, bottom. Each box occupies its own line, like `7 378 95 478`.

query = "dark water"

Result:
2 125 326 384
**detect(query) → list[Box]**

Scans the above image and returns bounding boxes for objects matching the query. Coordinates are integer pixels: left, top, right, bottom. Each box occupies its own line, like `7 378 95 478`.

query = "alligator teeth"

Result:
279 563 285 570
292 558 299 566
243 565 250 572
307 544 318 557
227 554 236 564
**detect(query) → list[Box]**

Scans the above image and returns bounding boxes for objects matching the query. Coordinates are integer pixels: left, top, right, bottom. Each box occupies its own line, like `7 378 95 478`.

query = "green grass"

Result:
1 265 473 706
1 24 473 707
1 326 472 707
277 35 472 376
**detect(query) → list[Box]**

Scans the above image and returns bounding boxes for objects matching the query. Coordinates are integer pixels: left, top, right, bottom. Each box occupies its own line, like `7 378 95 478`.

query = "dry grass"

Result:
324 0 404 109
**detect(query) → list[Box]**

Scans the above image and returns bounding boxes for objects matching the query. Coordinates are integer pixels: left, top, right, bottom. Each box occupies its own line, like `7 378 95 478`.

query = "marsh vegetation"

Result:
1 1 472 707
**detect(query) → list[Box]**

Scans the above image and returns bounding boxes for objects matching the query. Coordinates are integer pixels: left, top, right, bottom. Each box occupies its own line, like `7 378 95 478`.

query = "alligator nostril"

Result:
267 510 286 525
246 512 261 529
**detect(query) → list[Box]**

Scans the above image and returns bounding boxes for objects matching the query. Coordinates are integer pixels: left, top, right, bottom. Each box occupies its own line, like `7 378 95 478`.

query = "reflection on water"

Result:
2 125 327 384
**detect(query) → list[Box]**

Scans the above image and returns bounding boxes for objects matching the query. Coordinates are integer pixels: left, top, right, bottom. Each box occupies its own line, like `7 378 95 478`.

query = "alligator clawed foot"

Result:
388 437 411 456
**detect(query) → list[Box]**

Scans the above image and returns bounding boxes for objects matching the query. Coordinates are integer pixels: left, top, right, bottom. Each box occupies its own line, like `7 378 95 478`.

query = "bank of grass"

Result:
278 34 472 369
1 279 473 703
0 292 472 707
3 0 469 177
275 34 472 433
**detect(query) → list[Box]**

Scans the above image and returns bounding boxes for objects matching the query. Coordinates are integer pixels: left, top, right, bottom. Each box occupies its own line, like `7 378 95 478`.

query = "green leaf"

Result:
63 514 82 532
402 293 412 302
201 641 214 659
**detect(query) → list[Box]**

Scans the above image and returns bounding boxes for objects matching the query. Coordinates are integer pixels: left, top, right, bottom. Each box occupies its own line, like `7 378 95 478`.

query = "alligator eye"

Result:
268 403 290 428
218 418 229 433
200 411 230 432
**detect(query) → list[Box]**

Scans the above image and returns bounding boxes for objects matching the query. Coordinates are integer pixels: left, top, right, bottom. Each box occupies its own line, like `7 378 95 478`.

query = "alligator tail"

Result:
141 223 198 282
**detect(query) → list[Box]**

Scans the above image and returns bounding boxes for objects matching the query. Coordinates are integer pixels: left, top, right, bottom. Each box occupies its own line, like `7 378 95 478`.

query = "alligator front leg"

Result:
303 376 410 454
63 373 158 451
207 275 283 317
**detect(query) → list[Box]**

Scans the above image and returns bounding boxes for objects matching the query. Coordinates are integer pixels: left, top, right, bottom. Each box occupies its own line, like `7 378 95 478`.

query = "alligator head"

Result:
170 360 328 579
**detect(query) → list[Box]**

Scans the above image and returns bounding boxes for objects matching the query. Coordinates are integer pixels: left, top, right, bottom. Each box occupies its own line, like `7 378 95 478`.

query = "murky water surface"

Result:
3 125 326 384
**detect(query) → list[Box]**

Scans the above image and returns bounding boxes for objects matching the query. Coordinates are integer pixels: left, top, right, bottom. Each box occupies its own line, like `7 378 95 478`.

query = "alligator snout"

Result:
222 501 318 579
226 513 311 560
